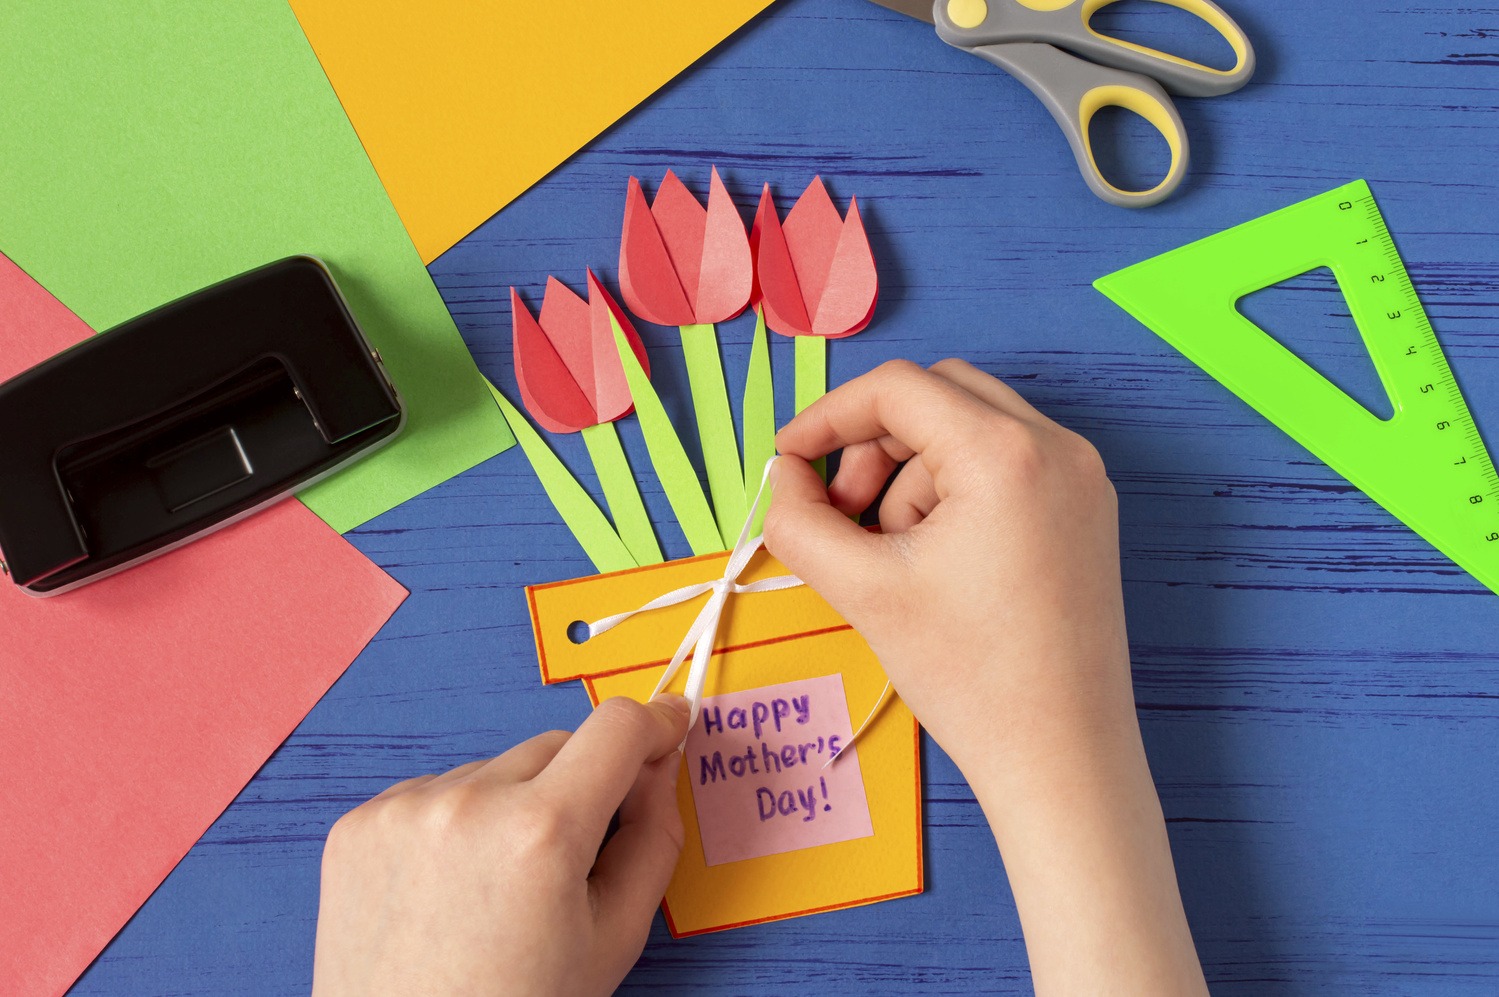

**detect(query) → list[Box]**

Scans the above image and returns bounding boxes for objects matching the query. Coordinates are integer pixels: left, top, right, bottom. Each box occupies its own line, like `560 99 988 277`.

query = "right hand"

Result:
764 358 1135 783
764 360 1207 996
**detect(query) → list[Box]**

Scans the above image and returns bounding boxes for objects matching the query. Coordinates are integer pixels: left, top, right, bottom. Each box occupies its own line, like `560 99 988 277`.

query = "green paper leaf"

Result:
0 2 513 534
610 314 724 556
741 308 776 535
489 383 635 575
581 421 662 566
795 335 828 478
679 323 747 546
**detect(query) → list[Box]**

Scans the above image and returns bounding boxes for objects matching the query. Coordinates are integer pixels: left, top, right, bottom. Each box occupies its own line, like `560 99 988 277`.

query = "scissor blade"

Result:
864 0 934 25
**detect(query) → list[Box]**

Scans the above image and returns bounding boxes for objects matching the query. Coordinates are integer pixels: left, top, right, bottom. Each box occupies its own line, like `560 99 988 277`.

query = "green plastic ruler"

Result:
1096 180 1499 596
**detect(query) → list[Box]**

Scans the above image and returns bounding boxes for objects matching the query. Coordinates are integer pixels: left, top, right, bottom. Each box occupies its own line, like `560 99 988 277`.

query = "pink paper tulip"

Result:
751 177 878 339
511 270 649 434
618 167 753 326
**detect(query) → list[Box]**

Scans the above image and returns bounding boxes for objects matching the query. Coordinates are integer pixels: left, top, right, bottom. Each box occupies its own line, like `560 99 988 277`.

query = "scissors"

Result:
867 0 1255 207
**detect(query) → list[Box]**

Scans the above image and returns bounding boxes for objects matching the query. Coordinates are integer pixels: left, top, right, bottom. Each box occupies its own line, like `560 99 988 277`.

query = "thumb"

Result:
763 455 897 621
588 752 684 967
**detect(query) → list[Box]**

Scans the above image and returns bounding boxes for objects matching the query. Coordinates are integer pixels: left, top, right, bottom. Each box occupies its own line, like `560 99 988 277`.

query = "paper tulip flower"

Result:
750 176 878 341
618 167 753 545
512 271 648 434
619 167 753 326
752 177 878 422
511 271 662 565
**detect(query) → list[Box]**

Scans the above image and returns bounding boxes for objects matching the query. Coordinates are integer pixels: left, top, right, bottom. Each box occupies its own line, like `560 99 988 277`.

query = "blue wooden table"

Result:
71 1 1499 993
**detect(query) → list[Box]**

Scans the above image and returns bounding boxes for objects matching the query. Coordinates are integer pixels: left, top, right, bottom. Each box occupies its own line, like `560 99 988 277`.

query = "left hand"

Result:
312 694 691 997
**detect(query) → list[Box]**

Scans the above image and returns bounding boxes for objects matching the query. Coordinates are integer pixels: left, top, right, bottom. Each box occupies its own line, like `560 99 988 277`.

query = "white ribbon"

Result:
583 458 803 732
583 456 895 761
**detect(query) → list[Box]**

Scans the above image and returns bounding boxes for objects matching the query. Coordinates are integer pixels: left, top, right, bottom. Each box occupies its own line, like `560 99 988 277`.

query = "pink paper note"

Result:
685 674 875 867
0 252 409 997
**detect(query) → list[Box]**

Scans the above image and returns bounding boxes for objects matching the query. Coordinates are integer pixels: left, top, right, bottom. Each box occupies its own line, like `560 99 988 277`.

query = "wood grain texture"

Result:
70 0 1497 993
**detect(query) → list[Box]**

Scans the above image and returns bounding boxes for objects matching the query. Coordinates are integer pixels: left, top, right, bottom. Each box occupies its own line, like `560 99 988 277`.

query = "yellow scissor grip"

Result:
1078 84 1185 199
1081 0 1251 77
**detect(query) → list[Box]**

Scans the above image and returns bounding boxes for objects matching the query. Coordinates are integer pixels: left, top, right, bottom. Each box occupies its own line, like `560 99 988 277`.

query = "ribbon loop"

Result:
583 456 893 758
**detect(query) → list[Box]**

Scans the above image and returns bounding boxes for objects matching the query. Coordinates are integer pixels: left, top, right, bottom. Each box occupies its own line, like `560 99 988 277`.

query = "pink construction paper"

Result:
512 273 648 434
0 251 409 997
750 179 878 339
685 674 875 867
619 167 752 326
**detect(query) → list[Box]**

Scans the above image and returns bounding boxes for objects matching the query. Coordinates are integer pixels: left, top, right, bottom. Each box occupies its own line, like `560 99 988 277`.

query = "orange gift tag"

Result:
528 549 924 936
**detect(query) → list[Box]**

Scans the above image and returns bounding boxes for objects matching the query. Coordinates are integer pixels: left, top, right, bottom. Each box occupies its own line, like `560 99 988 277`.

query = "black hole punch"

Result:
1237 267 1395 422
1087 104 1171 194
1089 0 1239 72
567 619 591 645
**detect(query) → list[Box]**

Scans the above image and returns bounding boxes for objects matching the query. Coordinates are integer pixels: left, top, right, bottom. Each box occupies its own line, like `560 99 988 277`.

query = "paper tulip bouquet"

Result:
493 169 920 937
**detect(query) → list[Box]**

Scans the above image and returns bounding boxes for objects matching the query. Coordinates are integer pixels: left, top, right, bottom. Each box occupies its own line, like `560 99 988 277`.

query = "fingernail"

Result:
653 693 690 717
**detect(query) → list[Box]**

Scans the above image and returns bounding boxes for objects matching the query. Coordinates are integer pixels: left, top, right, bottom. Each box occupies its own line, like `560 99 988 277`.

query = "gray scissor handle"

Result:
937 0 1256 98
973 40 1189 208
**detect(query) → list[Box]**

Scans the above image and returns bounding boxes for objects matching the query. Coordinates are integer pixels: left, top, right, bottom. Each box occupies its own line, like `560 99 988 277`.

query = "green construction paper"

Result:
581 421 663 566
0 1 512 533
741 308 777 535
490 384 635 575
610 314 724 556
680 323 748 545
794 334 828 413
795 335 828 478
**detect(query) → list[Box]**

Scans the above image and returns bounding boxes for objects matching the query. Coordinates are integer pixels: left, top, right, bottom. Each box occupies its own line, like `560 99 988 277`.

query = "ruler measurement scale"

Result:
1338 189 1499 534
1096 180 1499 595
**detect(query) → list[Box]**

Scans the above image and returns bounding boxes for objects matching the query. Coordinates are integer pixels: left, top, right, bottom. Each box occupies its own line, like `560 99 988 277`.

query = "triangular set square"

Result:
1096 180 1499 595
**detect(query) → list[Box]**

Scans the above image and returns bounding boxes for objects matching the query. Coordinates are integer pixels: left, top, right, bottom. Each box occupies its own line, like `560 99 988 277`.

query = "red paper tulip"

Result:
751 177 878 339
619 166 753 326
511 270 650 434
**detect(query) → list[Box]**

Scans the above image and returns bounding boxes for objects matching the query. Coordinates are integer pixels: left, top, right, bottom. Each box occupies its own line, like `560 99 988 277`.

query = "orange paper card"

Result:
528 550 923 936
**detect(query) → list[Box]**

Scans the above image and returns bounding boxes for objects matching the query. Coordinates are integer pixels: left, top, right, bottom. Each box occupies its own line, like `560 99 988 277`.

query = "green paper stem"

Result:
580 421 662 566
488 383 635 575
795 334 828 478
610 315 725 555
741 307 776 536
679 323 747 546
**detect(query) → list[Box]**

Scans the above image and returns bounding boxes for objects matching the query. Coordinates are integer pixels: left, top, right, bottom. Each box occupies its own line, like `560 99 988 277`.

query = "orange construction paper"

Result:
528 550 922 937
0 253 409 997
288 0 777 263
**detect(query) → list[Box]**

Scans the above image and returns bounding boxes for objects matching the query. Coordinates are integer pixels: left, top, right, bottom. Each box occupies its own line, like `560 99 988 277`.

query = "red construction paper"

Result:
619 167 752 326
750 178 879 340
0 252 409 997
512 274 649 434
783 177 844 323
621 176 694 326
751 184 813 336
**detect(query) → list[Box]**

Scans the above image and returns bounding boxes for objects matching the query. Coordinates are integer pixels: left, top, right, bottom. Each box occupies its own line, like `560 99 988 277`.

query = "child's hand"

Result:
766 358 1132 782
766 359 1207 996
311 695 690 997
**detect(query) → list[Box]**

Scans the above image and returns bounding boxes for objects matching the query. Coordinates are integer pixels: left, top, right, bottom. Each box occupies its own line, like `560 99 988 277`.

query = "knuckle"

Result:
406 781 485 839
325 807 366 851
875 358 924 382
927 357 977 379
500 795 572 867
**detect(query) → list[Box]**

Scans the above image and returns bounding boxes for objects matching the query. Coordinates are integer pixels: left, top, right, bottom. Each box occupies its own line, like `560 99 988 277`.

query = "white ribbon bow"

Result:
582 459 803 732
582 457 893 760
